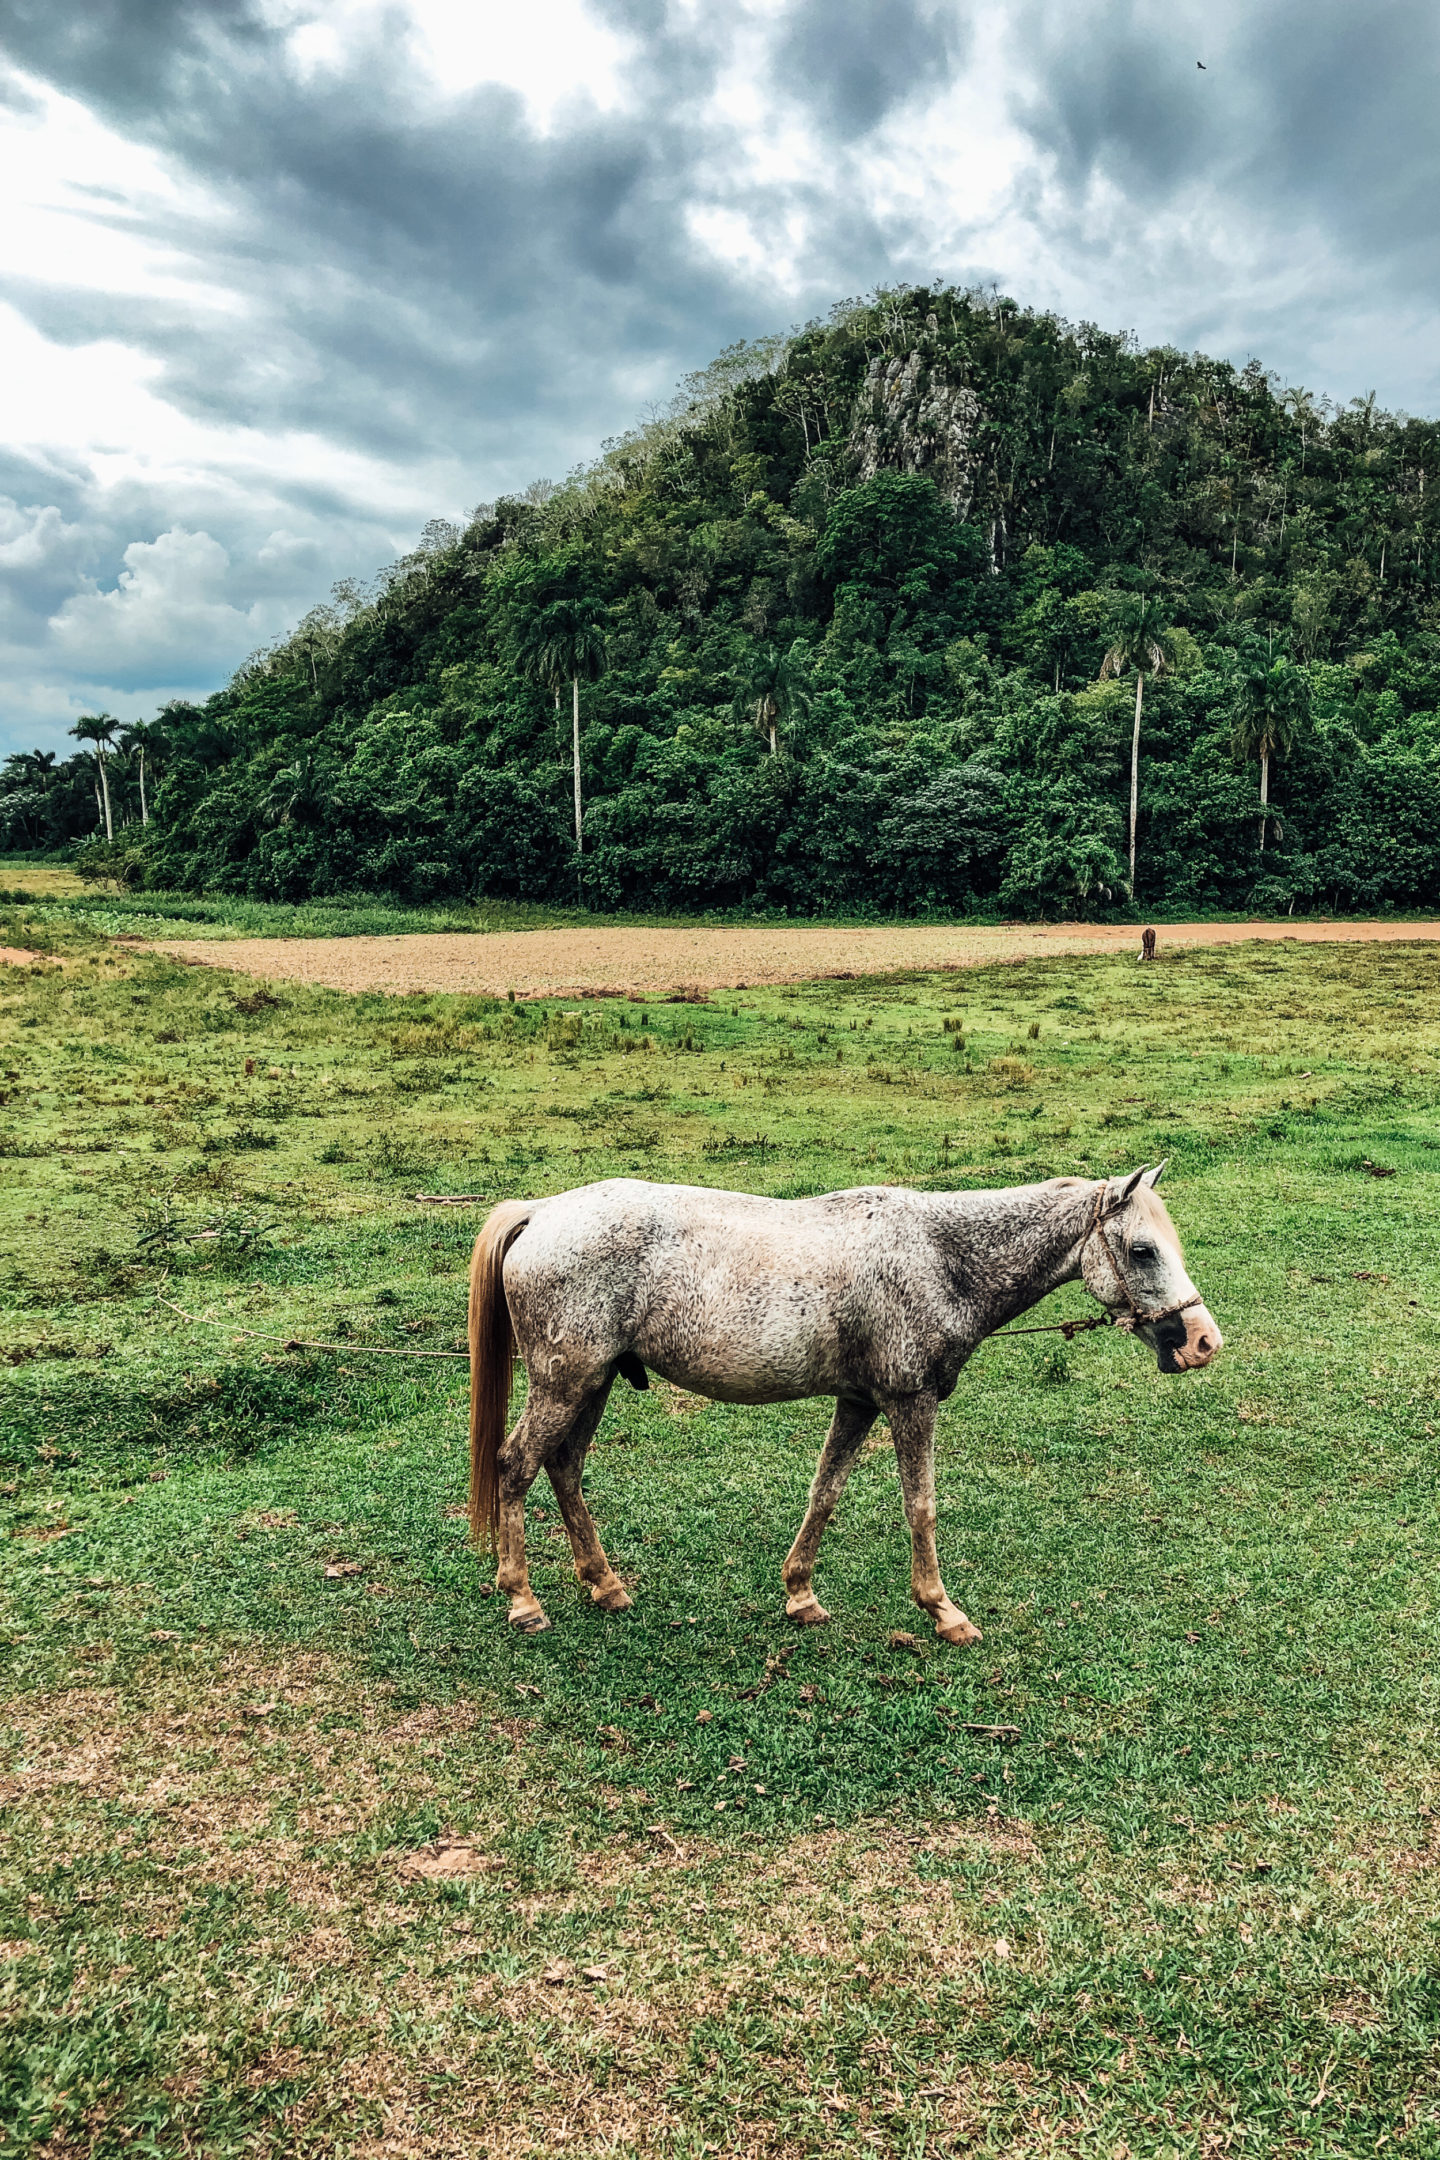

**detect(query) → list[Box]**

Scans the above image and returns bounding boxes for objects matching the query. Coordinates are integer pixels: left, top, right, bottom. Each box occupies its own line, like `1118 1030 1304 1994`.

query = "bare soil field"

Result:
144 915 1440 997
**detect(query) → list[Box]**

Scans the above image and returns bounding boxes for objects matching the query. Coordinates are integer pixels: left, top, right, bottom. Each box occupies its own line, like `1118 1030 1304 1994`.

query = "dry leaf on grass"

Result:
888 1630 921 1651
324 1561 363 1579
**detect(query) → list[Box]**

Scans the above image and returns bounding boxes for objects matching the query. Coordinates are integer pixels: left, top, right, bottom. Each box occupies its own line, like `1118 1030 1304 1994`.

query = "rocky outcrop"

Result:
848 348 981 515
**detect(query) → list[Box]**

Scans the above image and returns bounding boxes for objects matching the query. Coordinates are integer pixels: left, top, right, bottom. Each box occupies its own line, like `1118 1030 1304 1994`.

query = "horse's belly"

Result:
645 1350 822 1406
636 1286 840 1405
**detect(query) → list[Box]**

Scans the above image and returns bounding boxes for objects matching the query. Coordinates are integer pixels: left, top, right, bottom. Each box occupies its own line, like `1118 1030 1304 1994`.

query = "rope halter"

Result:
1084 1182 1204 1334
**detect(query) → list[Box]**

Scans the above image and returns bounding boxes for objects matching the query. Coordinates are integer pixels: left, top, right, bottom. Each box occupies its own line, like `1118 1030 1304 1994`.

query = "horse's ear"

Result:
1144 1160 1168 1188
1116 1167 1146 1205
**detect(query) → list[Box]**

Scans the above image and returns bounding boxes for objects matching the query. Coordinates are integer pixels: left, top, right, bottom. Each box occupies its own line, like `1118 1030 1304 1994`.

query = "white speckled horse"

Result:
467 1168 1222 1639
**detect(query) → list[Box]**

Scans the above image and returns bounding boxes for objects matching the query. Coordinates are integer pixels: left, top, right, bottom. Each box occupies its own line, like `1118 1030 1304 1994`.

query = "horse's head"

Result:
1081 1164 1223 1374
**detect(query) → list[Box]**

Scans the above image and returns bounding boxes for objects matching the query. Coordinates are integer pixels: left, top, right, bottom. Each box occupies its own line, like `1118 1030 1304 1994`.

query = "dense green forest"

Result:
11 283 1440 915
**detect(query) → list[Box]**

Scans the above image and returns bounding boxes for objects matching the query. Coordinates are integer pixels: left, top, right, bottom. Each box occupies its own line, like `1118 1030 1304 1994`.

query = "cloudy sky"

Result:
1 0 1437 755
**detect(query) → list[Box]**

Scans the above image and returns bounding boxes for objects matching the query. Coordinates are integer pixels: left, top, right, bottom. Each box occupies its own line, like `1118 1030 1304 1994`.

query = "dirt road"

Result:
141 917 1440 999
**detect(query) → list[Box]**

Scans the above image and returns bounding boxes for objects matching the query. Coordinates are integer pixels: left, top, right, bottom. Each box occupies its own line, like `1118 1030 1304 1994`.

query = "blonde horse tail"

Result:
468 1199 533 1550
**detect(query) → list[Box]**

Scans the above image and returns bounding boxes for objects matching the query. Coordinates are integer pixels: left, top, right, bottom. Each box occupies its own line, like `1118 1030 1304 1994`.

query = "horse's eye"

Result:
1131 1242 1157 1262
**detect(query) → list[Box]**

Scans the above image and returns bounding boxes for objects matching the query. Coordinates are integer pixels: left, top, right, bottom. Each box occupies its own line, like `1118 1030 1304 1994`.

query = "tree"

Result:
1099 596 1178 889
119 720 162 827
1233 656 1308 852
734 639 812 756
262 751 325 829
512 595 608 897
1 750 58 848
71 714 119 840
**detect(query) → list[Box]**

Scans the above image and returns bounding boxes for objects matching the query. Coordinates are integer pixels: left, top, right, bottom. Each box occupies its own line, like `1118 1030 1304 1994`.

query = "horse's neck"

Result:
928 1183 1098 1328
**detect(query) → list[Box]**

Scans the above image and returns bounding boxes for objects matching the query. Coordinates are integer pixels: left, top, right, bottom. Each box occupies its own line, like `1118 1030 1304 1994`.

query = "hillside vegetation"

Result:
13 284 1440 916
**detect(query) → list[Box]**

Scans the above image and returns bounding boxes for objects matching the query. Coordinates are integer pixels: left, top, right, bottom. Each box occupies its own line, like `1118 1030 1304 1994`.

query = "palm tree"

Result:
261 751 323 829
119 721 161 826
734 639 813 756
70 714 119 840
1233 657 1307 853
1283 386 1322 473
514 600 608 891
1099 596 1178 890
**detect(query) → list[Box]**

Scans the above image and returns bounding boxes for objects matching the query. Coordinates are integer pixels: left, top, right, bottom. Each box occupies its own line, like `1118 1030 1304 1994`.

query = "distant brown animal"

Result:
468 1169 1222 1638
1141 925 1157 961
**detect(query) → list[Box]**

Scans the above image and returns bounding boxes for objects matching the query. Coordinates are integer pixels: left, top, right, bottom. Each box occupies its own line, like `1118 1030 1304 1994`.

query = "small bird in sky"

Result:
1197 59 1206 69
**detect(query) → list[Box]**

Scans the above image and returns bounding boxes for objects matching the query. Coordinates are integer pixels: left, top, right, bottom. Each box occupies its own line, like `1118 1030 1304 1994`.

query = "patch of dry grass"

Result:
4 1642 1440 2154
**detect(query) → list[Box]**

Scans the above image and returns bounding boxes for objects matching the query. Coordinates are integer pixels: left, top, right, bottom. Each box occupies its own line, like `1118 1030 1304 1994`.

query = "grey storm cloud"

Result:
2 0 1440 750
1010 0 1440 267
774 0 970 137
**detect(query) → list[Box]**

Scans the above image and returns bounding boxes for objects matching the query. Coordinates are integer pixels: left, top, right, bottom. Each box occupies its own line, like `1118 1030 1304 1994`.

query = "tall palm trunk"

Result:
96 749 113 841
572 674 583 904
1259 744 1269 853
138 751 148 827
1128 671 1143 888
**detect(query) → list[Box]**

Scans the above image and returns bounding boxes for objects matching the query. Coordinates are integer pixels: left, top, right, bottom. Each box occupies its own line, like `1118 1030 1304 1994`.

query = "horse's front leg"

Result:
782 1397 876 1625
888 1392 982 1647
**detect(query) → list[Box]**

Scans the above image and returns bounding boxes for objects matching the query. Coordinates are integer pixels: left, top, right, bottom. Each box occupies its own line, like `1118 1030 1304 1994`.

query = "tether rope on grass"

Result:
157 1296 470 1360
988 1313 1114 1342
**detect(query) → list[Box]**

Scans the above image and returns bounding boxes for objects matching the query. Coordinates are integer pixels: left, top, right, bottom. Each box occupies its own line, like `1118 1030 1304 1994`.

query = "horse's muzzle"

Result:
1154 1306 1223 1374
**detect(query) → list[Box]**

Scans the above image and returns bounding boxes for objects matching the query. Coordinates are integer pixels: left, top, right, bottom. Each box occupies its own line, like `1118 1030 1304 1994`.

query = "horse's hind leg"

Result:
781 1397 876 1625
546 1387 631 1614
889 1392 982 1647
497 1386 607 1633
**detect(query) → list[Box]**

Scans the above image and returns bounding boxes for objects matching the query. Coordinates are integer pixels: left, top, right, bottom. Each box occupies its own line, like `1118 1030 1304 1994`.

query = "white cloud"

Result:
47 527 272 677
0 65 235 307
0 500 83 574
270 0 633 125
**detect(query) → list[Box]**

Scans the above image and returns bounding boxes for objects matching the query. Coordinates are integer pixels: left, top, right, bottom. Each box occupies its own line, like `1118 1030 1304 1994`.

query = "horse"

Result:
466 1165 1222 1640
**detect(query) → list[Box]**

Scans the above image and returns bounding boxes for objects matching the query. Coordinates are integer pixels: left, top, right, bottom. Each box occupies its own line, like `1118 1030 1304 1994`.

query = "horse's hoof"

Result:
936 1615 982 1647
786 1593 830 1627
509 1606 551 1633
592 1583 632 1613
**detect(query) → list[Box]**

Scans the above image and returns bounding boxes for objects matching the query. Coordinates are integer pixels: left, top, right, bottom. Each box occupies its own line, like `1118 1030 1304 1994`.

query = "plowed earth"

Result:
144 916 1440 998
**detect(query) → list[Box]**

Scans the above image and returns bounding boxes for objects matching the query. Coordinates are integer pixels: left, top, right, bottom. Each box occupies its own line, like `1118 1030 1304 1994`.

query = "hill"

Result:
11 284 1440 916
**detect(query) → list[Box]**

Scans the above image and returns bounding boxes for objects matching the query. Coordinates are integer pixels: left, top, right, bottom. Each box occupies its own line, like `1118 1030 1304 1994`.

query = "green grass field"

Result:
2 899 1439 2156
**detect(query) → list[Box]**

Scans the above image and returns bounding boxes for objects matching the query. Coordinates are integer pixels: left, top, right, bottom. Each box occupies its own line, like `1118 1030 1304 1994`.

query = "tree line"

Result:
10 283 1440 916
1 717 161 859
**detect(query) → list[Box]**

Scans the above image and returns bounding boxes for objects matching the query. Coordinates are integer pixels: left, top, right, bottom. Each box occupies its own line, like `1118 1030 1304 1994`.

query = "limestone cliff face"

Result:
848 347 981 516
